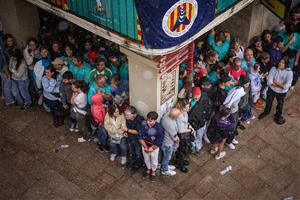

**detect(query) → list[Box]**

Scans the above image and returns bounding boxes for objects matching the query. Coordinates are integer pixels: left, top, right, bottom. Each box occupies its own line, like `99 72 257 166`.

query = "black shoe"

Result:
97 144 105 152
237 123 246 130
183 160 189 166
274 116 286 125
21 104 30 111
180 166 188 173
104 145 110 152
258 112 269 120
143 169 150 179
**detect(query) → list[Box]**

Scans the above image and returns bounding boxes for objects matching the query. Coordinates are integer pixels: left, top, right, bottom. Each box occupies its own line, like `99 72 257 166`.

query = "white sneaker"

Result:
232 139 239 145
226 143 236 150
121 156 127 165
74 124 79 132
161 170 176 176
204 134 210 144
38 95 43 105
215 151 226 160
251 115 256 120
43 103 51 112
290 86 295 91
168 165 176 171
110 154 116 161
210 148 218 155
77 137 87 143
69 123 75 132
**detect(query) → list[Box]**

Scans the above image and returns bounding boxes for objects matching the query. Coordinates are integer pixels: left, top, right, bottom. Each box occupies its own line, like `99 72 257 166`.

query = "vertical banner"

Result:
133 0 214 49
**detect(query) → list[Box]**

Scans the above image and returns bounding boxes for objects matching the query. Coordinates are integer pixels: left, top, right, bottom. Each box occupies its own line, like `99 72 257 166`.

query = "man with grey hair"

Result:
122 105 144 170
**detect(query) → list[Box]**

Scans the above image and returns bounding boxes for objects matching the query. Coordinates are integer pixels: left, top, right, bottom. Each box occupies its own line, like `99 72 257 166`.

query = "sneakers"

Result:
97 144 105 152
290 86 295 91
161 170 176 176
215 151 226 160
78 137 87 143
210 148 218 155
38 95 43 105
226 143 236 150
74 124 79 132
168 165 176 171
69 123 75 132
232 139 239 145
121 156 127 165
110 154 116 161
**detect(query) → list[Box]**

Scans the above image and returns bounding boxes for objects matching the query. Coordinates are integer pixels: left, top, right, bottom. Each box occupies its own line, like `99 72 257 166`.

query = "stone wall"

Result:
0 0 40 46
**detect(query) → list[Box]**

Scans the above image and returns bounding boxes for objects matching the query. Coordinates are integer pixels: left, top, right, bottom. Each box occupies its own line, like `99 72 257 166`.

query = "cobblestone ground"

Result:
0 86 299 200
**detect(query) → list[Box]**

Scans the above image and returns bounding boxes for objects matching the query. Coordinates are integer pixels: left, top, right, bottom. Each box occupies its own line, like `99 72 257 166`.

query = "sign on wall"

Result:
134 0 214 49
261 0 289 19
160 69 177 105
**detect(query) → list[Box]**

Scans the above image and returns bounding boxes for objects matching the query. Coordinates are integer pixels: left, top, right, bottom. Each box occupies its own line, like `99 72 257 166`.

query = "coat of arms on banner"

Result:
162 0 198 38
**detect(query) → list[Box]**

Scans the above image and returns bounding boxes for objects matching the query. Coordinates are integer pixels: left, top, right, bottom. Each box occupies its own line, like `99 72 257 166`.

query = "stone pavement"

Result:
0 87 299 200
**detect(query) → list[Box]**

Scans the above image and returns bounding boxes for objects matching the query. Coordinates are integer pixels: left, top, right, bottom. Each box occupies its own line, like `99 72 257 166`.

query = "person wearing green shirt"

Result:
87 74 111 105
89 58 113 84
207 29 230 61
278 23 300 68
69 54 91 83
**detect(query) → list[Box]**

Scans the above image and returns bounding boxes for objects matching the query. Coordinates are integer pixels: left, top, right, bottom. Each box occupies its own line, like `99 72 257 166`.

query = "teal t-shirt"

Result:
278 31 300 52
208 71 219 84
190 98 198 109
87 82 111 105
69 63 91 83
207 34 230 61
119 63 129 80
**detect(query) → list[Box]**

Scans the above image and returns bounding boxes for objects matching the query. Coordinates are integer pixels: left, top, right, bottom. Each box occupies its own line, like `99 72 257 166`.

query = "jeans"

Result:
240 105 252 122
110 137 127 157
127 138 142 167
193 121 209 151
28 69 39 103
43 97 64 120
226 112 239 144
0 72 14 104
11 79 32 106
161 144 177 172
97 125 108 146
263 88 287 117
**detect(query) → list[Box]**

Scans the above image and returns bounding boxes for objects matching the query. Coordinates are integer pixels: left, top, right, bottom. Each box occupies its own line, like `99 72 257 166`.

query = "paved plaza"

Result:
0 87 299 200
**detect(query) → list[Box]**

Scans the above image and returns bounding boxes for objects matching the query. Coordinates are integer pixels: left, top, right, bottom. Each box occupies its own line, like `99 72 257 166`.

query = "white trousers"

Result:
142 147 159 171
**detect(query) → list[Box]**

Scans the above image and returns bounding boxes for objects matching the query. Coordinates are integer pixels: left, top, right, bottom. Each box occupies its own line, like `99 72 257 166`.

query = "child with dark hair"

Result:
71 80 90 142
51 40 64 61
9 49 32 110
261 29 273 50
207 106 235 160
60 71 74 111
268 36 284 67
62 44 75 67
138 111 164 180
42 66 64 127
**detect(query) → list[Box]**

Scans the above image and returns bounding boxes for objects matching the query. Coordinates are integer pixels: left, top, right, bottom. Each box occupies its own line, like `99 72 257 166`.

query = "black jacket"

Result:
188 93 213 130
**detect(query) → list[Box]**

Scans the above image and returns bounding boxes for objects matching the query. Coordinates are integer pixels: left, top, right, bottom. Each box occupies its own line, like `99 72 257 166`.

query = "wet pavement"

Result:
0 86 299 200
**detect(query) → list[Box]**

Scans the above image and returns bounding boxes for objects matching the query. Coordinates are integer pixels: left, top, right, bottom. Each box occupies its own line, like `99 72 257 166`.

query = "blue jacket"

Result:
137 121 164 147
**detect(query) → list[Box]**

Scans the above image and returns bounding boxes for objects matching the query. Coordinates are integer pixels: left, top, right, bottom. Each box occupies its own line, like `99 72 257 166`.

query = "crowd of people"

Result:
0 6 299 180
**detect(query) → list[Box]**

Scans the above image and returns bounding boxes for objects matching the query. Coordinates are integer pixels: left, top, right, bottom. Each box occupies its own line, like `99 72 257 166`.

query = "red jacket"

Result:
91 92 106 126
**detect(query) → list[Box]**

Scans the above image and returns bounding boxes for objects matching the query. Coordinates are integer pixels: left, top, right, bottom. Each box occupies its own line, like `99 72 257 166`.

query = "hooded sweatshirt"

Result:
91 92 106 126
248 68 262 94
223 86 246 113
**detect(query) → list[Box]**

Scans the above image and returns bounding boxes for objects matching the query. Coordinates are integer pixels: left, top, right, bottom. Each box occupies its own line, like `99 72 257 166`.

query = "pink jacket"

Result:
91 92 106 126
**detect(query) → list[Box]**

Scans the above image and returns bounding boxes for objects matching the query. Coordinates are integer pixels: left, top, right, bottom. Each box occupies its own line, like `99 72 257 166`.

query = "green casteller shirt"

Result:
69 63 91 83
207 34 230 61
87 82 111 105
89 68 113 84
278 31 300 52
